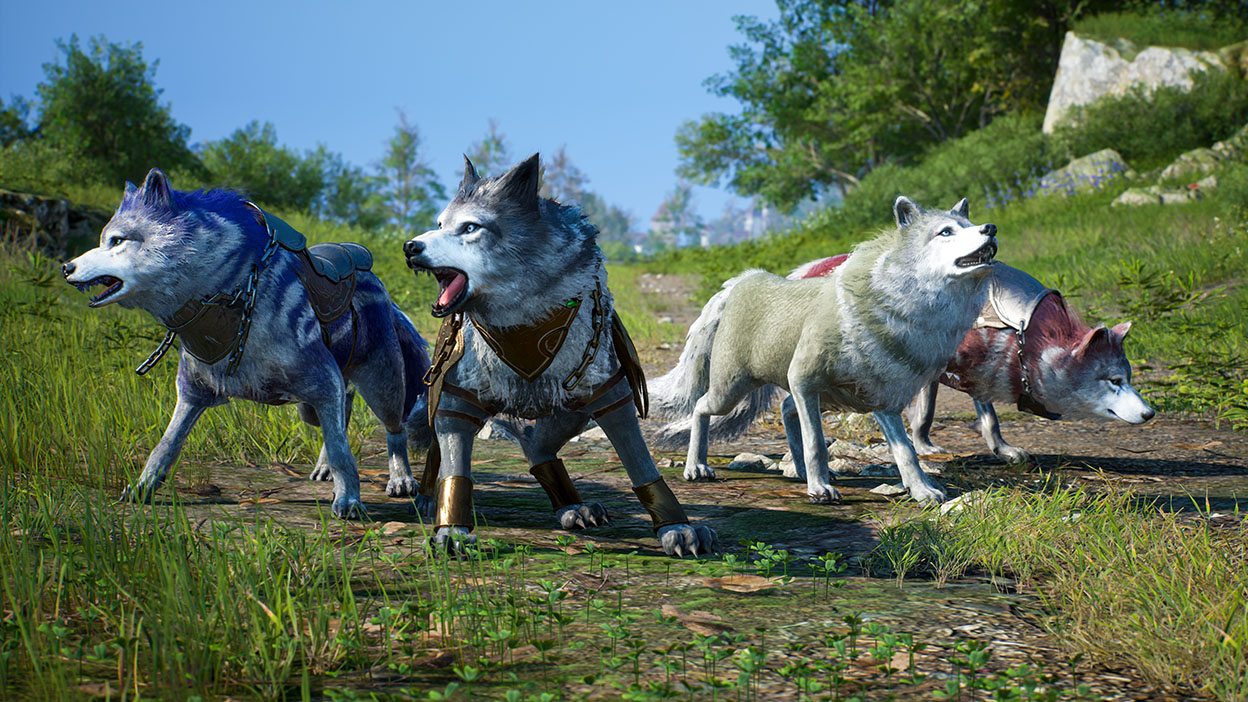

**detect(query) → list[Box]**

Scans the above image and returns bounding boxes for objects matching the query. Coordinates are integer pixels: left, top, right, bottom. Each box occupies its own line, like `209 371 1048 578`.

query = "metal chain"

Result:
423 312 464 387
561 280 607 391
1016 326 1034 397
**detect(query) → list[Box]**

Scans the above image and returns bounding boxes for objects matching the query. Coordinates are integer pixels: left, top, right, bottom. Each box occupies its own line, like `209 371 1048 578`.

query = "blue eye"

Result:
463 223 478 234
937 228 954 237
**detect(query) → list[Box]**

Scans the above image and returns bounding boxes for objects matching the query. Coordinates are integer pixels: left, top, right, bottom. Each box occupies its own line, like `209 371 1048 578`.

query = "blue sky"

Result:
0 1 779 229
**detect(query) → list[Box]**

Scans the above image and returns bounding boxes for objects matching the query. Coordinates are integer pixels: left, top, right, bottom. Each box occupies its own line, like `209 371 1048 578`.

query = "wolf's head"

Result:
892 196 997 281
62 168 260 319
403 153 599 320
1038 319 1154 424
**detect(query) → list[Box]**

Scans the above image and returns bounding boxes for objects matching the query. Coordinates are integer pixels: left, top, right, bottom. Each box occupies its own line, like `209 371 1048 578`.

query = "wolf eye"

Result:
107 235 123 248
462 223 479 234
937 228 954 237
1108 377 1124 387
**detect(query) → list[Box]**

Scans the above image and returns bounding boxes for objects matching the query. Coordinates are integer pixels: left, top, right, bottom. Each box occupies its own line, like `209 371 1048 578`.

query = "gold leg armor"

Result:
529 458 583 511
632 478 689 532
435 475 475 531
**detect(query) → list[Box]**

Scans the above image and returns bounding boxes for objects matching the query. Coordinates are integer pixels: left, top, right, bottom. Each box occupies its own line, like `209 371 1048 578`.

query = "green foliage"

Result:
677 0 1121 210
0 96 34 147
35 34 199 185
376 110 445 238
1052 67 1248 170
466 118 513 178
198 120 328 212
1072 6 1248 50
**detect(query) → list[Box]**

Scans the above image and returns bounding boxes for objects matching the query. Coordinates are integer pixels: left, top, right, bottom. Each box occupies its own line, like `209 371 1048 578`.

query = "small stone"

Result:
477 420 517 442
656 316 673 324
1112 187 1161 207
1159 191 1192 205
860 463 901 478
381 521 407 536
656 457 674 469
727 452 776 472
576 426 607 441
871 483 908 496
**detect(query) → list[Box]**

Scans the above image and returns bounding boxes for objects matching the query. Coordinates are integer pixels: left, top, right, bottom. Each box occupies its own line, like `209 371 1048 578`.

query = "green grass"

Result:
1071 10 1247 52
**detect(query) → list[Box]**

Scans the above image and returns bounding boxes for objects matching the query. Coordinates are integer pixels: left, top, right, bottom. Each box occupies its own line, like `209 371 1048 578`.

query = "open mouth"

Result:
955 240 997 268
427 267 469 317
73 275 125 307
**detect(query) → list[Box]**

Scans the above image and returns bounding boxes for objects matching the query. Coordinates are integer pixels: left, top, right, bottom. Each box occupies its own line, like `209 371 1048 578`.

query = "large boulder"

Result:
1043 32 1228 133
1212 123 1248 160
1 189 71 257
1037 149 1132 196
1159 147 1222 182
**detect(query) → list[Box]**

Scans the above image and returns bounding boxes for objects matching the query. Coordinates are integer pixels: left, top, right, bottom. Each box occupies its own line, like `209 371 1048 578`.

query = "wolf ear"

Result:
124 181 138 198
140 168 174 209
1110 321 1132 342
894 196 921 228
950 198 969 219
495 153 541 215
458 155 480 194
1074 325 1110 358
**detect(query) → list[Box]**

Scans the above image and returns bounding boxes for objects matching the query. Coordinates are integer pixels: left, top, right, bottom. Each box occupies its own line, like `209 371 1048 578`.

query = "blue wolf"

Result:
63 168 432 518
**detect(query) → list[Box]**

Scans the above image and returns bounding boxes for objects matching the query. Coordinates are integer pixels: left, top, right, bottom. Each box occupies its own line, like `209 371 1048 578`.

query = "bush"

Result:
1053 68 1248 170
1072 9 1247 51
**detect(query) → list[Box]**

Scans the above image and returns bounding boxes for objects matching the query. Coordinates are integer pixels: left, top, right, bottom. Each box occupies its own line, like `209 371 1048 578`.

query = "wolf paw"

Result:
907 481 947 505
683 463 716 481
993 445 1030 464
121 482 158 504
409 493 435 519
557 503 610 529
386 474 418 497
310 464 334 482
913 441 947 456
331 495 367 519
807 483 842 504
429 526 476 556
657 523 718 557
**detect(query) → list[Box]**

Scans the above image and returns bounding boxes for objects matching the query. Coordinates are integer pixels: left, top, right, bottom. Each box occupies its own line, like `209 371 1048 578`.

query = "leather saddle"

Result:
252 203 373 324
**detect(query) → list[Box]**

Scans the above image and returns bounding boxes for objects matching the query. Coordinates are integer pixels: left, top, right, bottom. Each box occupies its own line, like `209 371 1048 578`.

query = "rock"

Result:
1 189 70 256
870 483 908 496
477 420 518 442
860 463 901 478
1211 123 1248 159
656 316 673 324
727 452 776 472
575 425 607 441
1193 174 1219 193
1158 191 1193 205
1112 187 1162 207
939 490 992 516
1159 147 1221 182
1037 149 1132 195
1044 32 1228 133
656 457 674 469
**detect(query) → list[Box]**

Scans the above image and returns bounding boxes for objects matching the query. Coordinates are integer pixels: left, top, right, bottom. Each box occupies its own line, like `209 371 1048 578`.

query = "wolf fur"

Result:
404 154 716 557
651 197 998 504
63 169 433 517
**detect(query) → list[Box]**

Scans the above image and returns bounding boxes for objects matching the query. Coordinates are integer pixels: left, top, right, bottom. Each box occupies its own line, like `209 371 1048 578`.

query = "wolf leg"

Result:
788 388 840 503
779 394 808 480
908 382 947 455
125 396 210 503
428 393 485 553
352 359 421 497
524 410 609 529
973 400 1030 463
305 390 354 482
301 375 366 518
873 411 947 504
592 384 717 557
683 377 754 482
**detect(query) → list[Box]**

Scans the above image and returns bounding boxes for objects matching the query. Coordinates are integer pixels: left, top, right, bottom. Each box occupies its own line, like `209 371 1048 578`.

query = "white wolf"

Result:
403 154 716 557
651 197 998 504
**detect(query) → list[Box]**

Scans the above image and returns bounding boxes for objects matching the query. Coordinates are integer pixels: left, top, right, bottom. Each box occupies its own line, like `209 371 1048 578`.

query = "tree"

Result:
199 121 326 211
649 182 705 251
318 149 386 230
0 97 34 147
36 34 197 184
537 145 637 250
377 110 445 236
466 119 513 177
676 0 1127 210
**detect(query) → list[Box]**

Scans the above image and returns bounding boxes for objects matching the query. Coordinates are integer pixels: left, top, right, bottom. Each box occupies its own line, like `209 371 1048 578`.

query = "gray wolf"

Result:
651 197 997 505
403 154 716 557
792 258 1153 462
63 169 432 518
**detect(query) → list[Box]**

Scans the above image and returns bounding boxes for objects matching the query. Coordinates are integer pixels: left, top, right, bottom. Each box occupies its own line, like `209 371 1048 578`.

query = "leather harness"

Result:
136 203 373 377
971 263 1062 420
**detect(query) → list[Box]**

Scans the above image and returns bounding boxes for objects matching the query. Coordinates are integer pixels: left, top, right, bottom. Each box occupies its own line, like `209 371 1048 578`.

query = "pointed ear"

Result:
124 181 138 198
495 153 541 214
1110 321 1132 343
950 198 969 219
458 155 479 193
1074 326 1110 358
140 168 174 209
894 196 920 228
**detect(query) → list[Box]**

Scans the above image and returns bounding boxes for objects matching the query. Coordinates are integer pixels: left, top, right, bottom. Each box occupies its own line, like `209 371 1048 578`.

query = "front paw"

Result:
310 463 333 482
907 480 947 505
993 445 1031 464
807 483 842 504
683 462 716 481
411 493 435 519
331 495 367 519
913 441 947 455
429 526 476 555
121 482 158 504
657 523 717 557
386 474 418 497
557 503 610 529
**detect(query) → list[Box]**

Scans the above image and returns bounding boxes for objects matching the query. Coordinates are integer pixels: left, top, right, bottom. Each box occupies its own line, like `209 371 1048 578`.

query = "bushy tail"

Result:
650 272 782 448
393 304 434 449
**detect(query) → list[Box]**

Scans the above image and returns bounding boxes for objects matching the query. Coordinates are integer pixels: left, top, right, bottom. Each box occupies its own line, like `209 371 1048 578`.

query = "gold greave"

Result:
529 458 582 511
632 478 688 532
435 475 474 531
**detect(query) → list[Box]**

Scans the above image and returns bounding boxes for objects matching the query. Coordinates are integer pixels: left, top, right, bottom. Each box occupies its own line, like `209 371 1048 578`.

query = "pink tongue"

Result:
438 273 466 307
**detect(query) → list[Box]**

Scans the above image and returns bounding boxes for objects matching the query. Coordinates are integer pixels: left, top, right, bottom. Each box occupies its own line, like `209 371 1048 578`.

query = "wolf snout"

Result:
403 239 424 258
981 223 997 237
62 261 76 278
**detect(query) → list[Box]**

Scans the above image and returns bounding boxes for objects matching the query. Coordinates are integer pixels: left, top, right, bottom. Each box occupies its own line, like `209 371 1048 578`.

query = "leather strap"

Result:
633 478 688 532
529 458 582 511
470 299 582 382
